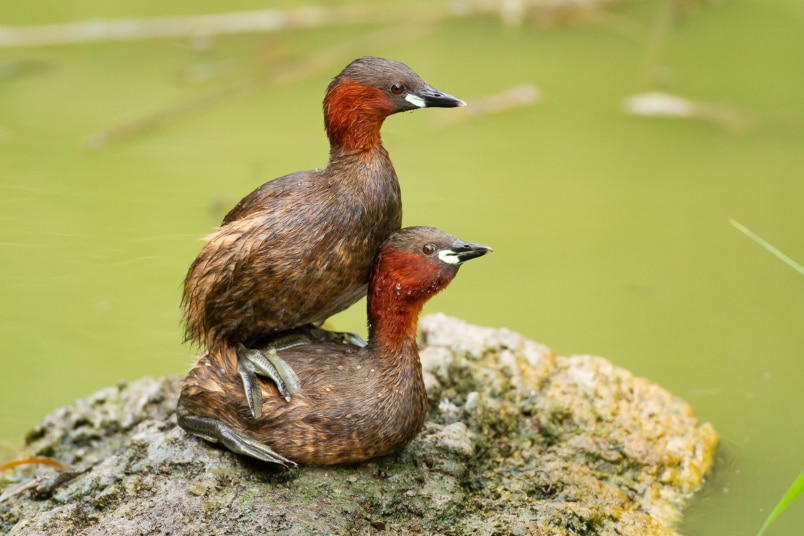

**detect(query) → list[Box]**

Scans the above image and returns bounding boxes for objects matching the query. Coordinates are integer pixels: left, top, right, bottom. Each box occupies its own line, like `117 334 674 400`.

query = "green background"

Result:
1 1 802 534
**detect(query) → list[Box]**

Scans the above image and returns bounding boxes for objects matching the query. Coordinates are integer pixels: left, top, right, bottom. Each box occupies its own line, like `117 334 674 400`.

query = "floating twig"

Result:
436 84 540 126
0 1 623 50
453 0 621 27
623 91 751 132
0 6 448 49
85 23 435 149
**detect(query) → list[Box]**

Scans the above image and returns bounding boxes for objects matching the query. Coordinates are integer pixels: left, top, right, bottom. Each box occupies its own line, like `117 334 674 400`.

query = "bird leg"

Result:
236 326 366 419
236 342 301 419
177 414 296 466
305 325 367 348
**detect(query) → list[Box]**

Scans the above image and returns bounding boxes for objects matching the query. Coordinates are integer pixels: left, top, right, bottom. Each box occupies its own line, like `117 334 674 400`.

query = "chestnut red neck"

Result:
367 249 454 352
324 80 396 154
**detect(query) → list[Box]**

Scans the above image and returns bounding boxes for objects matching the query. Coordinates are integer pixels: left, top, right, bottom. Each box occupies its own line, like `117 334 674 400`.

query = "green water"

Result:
1 1 802 534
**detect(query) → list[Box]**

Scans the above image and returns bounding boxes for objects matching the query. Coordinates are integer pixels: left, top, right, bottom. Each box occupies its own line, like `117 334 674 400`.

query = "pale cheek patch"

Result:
404 93 426 108
438 250 461 265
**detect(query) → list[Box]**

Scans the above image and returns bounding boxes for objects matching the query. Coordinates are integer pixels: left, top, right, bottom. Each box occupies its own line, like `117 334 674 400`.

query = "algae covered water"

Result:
1 1 802 534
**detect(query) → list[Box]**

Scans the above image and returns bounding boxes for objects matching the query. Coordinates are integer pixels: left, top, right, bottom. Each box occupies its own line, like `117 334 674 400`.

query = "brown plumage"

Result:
182 57 465 355
177 227 491 465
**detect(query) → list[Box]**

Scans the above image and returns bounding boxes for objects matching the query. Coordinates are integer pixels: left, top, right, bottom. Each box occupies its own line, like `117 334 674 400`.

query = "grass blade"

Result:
756 470 804 536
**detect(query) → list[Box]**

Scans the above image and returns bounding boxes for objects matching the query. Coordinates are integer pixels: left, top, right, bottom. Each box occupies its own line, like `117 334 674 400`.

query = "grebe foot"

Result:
177 414 296 466
236 343 302 419
306 325 367 348
236 328 364 418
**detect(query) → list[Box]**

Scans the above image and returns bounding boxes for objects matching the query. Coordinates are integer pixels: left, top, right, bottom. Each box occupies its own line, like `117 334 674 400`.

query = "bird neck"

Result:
324 81 394 154
367 313 421 360
366 251 447 357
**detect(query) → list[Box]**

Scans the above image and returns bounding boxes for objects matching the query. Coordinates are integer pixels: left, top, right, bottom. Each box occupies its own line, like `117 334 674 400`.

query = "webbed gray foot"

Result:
177 414 296 466
236 341 303 419
237 326 366 418
306 325 367 348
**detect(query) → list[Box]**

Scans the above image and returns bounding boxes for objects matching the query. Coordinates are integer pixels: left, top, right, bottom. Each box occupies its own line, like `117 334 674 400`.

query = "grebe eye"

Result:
390 82 405 95
422 244 436 255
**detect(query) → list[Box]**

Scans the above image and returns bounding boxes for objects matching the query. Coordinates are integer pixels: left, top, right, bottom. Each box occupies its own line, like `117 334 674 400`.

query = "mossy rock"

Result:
1 315 718 535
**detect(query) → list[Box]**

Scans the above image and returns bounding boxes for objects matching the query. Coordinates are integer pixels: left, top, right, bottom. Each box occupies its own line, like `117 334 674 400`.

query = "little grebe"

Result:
177 226 490 465
182 57 465 417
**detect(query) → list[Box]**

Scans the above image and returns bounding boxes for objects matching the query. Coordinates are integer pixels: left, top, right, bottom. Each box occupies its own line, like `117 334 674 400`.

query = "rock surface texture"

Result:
1 315 718 535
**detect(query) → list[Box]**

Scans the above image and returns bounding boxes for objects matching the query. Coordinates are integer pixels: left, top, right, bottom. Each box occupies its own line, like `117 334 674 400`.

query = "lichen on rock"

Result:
1 315 718 535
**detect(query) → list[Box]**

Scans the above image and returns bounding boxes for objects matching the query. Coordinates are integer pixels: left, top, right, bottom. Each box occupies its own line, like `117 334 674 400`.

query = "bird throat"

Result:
324 81 394 153
367 250 446 354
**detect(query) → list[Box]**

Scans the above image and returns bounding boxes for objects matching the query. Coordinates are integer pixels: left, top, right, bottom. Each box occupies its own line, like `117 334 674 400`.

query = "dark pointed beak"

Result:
439 240 492 265
407 85 466 108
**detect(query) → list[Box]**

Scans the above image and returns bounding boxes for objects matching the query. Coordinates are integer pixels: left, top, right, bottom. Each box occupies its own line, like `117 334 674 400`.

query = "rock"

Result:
0 315 718 535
